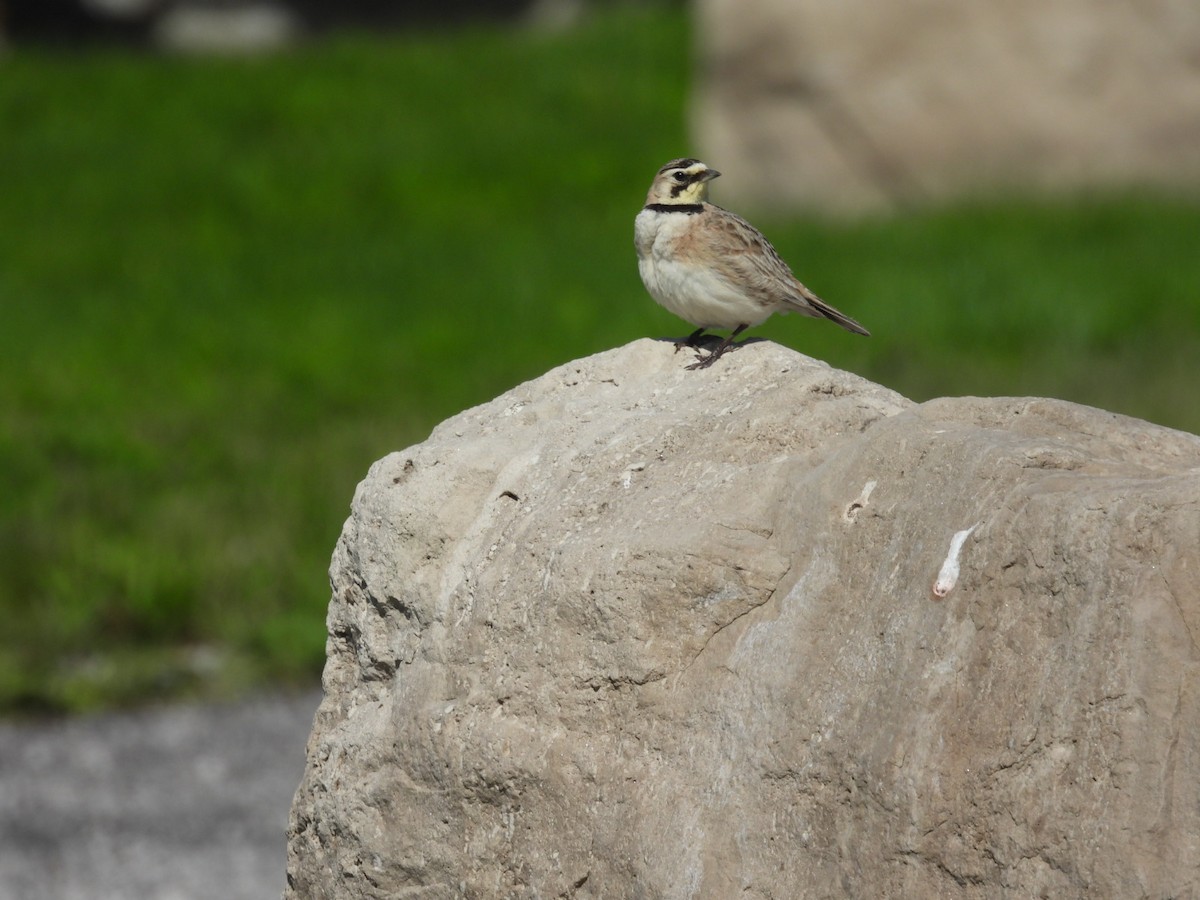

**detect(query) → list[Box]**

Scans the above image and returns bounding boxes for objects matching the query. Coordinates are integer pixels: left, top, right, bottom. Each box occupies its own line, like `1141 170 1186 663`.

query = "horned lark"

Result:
635 158 869 370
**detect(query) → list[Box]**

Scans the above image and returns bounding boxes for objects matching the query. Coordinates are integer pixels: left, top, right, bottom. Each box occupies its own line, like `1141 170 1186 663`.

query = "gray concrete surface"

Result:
0 689 320 900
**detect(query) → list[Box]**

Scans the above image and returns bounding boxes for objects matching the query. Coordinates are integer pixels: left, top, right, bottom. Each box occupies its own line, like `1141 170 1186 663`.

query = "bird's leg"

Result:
673 327 707 354
686 324 749 370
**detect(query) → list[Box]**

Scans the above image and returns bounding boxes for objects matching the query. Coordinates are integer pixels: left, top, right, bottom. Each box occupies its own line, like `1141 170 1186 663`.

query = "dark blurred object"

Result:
0 0 618 50
4 0 161 46
291 0 535 31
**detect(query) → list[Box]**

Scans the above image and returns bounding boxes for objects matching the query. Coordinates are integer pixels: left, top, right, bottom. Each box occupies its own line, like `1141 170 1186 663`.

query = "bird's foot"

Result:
682 324 748 371
673 327 708 354
685 351 720 371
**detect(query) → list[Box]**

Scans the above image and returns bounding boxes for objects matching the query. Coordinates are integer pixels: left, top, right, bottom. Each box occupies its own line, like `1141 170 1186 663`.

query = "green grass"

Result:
754 196 1200 428
1 6 1198 713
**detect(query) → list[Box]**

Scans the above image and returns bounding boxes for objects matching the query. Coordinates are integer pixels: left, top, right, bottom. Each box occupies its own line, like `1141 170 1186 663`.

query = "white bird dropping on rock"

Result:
932 522 980 598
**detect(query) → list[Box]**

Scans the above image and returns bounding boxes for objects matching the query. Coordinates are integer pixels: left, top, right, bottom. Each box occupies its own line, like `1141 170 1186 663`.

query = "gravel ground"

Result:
0 689 321 900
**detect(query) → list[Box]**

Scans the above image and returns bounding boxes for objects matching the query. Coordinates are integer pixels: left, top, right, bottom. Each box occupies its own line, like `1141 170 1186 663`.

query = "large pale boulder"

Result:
286 339 1200 898
694 0 1200 212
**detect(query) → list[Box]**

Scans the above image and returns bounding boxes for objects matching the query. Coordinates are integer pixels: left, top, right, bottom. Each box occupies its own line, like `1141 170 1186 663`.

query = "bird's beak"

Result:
701 169 721 182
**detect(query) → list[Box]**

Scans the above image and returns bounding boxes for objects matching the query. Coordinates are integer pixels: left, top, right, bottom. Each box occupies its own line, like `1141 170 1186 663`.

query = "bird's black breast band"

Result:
645 203 704 214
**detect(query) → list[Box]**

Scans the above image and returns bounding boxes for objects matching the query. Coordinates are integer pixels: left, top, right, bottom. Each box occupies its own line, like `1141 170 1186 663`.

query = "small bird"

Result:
635 158 869 370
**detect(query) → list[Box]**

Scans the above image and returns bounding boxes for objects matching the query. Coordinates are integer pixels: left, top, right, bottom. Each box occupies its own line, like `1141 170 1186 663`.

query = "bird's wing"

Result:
697 207 821 310
699 206 870 336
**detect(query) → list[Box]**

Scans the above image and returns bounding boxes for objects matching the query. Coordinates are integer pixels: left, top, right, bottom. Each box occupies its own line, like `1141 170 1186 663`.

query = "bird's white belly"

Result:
638 255 771 330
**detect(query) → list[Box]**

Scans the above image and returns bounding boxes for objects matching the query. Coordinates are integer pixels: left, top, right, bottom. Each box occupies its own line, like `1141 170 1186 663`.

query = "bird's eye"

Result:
673 172 689 182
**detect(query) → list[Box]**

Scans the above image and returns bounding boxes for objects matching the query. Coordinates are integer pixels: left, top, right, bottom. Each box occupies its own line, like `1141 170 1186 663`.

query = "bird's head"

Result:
645 158 721 205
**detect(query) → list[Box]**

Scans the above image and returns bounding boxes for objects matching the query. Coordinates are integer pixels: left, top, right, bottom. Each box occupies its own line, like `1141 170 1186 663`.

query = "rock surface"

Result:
694 0 1200 212
286 339 1200 898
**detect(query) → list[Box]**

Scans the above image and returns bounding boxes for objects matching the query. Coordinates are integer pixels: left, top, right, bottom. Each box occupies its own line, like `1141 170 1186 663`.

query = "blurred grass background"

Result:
1 4 1198 713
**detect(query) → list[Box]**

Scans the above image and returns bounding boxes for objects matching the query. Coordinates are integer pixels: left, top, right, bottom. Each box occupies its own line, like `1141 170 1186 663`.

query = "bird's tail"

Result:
790 285 871 336
813 296 871 336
